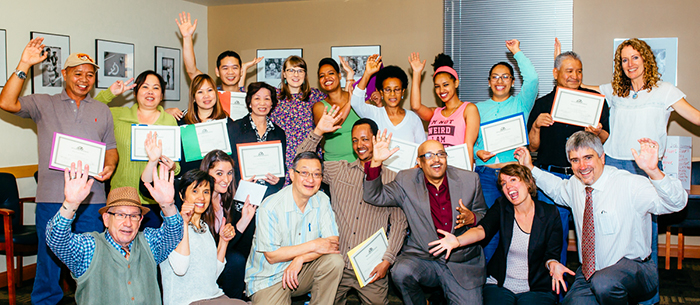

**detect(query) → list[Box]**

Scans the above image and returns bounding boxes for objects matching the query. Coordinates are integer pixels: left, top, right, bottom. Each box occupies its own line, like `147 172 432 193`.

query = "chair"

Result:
0 172 39 305
663 161 700 269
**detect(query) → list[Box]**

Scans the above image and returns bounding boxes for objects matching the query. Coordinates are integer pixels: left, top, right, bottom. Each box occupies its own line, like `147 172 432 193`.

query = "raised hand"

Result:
144 131 163 162
242 56 263 72
314 105 343 135
554 37 562 59
159 156 176 172
549 260 575 294
20 38 48 69
513 147 534 170
109 77 135 96
176 12 198 38
240 195 257 222
505 39 521 54
369 90 383 107
63 161 94 207
408 52 426 75
371 129 400 164
364 54 383 77
632 138 660 173
144 165 175 208
454 199 475 229
180 202 195 224
338 56 355 81
428 229 461 259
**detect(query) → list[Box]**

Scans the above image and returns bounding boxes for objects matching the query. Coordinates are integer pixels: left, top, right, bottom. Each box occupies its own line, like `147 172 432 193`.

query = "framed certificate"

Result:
229 91 248 121
383 138 419 173
236 141 285 180
49 133 106 177
347 228 389 288
180 119 232 162
130 125 181 161
551 87 606 128
445 144 472 171
480 113 528 155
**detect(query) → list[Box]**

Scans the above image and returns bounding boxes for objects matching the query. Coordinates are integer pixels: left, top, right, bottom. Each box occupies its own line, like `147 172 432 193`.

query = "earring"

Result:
284 79 287 84
401 95 404 99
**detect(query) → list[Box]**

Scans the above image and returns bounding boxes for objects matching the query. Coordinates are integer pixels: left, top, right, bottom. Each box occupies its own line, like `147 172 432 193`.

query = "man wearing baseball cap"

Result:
46 163 185 304
0 38 118 304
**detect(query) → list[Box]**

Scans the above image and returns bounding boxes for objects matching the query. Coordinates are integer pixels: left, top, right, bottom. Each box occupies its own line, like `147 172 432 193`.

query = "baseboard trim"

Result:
0 263 36 288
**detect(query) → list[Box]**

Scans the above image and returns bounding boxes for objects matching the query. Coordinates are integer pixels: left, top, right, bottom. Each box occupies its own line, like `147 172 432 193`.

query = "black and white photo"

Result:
155 46 181 100
96 39 134 88
30 32 70 94
331 45 381 87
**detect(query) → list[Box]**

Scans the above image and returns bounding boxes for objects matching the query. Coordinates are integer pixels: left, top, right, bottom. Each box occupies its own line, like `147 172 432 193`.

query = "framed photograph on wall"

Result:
0 29 6 87
96 39 134 89
155 46 181 101
30 31 70 94
256 48 303 87
331 45 381 87
613 37 678 86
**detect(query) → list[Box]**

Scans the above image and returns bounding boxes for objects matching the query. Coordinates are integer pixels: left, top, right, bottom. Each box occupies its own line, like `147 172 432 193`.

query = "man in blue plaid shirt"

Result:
46 163 186 304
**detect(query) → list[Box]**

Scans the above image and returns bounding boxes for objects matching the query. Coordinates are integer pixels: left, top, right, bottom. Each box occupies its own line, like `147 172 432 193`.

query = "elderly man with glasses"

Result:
363 138 488 305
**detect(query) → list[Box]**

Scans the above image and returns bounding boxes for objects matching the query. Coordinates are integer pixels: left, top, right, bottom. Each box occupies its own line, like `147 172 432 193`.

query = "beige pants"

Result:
251 254 344 305
334 267 389 305
190 295 250 305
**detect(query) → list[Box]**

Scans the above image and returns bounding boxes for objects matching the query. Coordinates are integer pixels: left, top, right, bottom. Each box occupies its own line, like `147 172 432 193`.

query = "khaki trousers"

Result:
334 267 389 305
251 254 344 305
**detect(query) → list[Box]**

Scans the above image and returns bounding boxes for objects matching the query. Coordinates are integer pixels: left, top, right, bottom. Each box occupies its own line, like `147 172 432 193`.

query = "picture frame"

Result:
95 39 134 89
256 48 303 87
155 46 181 101
30 31 70 94
0 29 6 87
613 37 678 86
331 45 381 87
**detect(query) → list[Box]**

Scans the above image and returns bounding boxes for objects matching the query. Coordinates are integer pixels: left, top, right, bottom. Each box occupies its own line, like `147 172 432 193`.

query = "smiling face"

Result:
433 73 458 103
380 78 405 107
489 64 514 101
194 79 217 111
318 64 340 92
290 158 323 200
249 87 273 117
499 173 532 206
207 161 234 194
283 63 306 89
417 140 448 183
568 147 605 186
103 205 142 248
620 45 645 83
351 123 374 162
554 58 583 90
136 74 163 110
62 64 96 101
215 56 241 87
181 181 211 215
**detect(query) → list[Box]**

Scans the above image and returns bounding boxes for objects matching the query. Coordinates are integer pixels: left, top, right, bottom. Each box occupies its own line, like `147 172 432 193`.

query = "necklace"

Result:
631 90 639 99
188 219 208 234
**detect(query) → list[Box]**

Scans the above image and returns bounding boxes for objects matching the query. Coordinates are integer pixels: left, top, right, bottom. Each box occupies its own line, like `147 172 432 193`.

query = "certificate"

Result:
49 132 106 177
383 138 418 173
347 228 389 288
445 144 472 171
130 125 181 161
233 179 268 206
551 87 606 127
229 91 249 121
180 119 232 162
480 113 528 155
236 141 285 180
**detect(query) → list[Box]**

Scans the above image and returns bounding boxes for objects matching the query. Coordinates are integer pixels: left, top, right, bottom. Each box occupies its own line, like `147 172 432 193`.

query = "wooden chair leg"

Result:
678 228 685 270
665 226 671 270
16 256 23 287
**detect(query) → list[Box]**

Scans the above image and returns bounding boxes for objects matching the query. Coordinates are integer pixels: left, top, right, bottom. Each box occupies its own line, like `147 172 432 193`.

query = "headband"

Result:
433 66 459 80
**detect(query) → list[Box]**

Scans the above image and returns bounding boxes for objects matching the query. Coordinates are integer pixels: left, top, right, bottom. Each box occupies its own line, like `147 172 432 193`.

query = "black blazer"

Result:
479 196 562 293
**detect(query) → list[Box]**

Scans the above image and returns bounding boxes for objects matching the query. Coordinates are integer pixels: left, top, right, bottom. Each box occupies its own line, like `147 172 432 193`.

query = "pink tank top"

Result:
427 102 469 147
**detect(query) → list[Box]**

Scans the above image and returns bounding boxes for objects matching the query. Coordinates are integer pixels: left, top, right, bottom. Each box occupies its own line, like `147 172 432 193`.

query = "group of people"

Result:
0 9 696 305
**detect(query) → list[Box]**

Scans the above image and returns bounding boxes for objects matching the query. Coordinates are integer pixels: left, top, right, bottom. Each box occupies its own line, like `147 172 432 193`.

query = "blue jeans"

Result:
33 202 105 305
535 168 572 266
475 166 502 262
483 284 556 305
219 250 248 299
604 155 661 305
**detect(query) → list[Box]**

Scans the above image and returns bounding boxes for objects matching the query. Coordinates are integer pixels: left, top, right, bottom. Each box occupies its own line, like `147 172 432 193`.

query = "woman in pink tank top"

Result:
409 52 480 166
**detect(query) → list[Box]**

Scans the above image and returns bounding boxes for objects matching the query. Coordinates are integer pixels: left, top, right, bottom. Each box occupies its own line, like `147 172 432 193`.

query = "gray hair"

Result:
565 131 604 162
291 151 324 173
554 51 582 70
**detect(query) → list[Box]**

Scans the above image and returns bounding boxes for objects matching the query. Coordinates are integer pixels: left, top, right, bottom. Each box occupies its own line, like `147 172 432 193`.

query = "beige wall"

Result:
208 0 444 109
573 0 700 157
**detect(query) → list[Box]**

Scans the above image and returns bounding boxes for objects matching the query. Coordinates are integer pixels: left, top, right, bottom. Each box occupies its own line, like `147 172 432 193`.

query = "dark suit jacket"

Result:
480 196 562 293
363 165 488 290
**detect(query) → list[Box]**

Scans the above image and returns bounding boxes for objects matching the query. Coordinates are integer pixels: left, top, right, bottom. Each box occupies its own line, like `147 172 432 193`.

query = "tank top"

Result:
427 101 470 147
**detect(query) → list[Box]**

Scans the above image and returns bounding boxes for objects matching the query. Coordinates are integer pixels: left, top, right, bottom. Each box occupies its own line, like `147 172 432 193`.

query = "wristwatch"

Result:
14 69 27 80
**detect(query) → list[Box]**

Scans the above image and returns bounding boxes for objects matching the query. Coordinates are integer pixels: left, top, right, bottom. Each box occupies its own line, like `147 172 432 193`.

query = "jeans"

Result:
475 166 501 262
32 202 105 305
535 168 572 266
604 155 662 305
219 250 248 299
483 284 556 305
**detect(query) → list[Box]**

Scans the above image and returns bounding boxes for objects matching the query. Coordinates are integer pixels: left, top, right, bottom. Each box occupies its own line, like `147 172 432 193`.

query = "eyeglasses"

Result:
490 74 512 82
107 212 143 222
418 152 448 160
293 168 323 180
382 88 403 95
285 68 306 75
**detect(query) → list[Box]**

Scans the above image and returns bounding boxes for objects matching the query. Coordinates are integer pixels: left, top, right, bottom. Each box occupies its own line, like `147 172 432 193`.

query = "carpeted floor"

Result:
1 254 699 305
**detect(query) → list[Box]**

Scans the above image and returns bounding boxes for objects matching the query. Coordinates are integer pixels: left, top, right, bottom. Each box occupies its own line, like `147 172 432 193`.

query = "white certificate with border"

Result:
347 228 389 288
236 141 285 180
383 138 418 173
49 132 105 177
445 144 472 171
551 87 605 128
480 113 528 155
229 91 249 121
196 119 232 155
130 125 181 161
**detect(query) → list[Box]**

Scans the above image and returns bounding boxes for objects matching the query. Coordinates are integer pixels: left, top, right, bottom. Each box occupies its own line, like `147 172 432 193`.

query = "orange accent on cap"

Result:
76 53 94 63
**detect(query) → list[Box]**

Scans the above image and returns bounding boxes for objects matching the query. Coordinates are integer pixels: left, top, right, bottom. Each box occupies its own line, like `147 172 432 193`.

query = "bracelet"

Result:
62 204 77 212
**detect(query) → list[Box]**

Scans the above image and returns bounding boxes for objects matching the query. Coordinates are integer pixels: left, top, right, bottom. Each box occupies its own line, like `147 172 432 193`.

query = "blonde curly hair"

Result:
611 38 661 97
